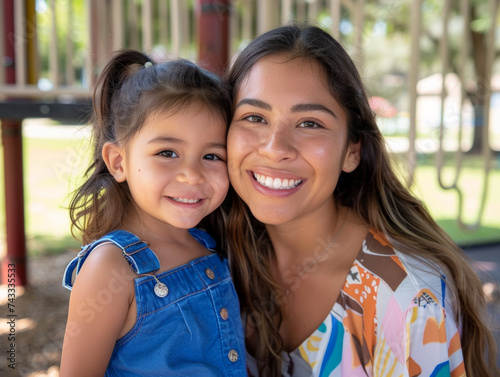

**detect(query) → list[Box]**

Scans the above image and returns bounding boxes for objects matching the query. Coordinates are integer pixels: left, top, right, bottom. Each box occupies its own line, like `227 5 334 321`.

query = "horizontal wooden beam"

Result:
0 100 92 123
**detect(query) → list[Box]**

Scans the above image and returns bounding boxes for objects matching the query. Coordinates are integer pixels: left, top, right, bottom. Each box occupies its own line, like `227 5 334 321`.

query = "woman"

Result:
225 24 498 376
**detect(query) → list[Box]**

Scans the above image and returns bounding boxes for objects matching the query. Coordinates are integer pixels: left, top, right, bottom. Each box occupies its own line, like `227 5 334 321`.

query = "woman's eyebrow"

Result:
235 99 337 119
234 98 272 111
291 103 337 119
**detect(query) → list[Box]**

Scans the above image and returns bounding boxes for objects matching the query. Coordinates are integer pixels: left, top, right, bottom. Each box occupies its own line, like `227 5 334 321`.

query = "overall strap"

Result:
188 228 217 250
62 230 160 290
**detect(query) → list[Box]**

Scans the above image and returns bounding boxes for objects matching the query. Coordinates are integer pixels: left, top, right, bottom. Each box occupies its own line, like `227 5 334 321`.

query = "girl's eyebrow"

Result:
148 136 183 144
148 136 226 149
207 142 227 150
235 98 337 119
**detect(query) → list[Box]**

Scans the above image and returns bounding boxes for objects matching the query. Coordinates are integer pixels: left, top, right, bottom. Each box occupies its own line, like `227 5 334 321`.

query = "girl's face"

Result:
227 56 360 227
111 105 229 231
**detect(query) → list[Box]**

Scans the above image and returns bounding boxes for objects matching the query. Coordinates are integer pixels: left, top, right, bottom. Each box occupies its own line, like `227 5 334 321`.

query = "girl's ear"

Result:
102 142 127 182
342 141 361 173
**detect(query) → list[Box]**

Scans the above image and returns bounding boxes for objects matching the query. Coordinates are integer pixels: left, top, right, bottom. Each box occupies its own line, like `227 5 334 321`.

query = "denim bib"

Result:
63 229 247 376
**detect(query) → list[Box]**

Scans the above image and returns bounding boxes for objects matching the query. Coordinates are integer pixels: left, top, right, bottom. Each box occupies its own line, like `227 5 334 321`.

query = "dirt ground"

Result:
0 250 75 377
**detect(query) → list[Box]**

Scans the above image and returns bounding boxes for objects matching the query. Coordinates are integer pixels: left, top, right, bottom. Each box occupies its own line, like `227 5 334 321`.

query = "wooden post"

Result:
1 0 27 286
196 0 230 76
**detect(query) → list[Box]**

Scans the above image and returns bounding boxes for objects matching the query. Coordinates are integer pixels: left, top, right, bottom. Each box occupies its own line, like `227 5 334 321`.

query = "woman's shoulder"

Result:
353 229 448 308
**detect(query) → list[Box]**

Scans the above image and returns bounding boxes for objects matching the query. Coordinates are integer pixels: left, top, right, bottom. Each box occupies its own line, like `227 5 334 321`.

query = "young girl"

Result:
60 50 246 377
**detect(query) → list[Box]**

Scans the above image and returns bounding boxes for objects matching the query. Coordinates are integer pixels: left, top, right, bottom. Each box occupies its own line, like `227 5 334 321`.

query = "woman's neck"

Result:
266 200 344 274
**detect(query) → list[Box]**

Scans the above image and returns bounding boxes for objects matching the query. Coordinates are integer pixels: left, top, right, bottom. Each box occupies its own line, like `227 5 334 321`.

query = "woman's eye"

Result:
298 120 321 128
158 150 178 158
244 115 265 123
204 154 225 162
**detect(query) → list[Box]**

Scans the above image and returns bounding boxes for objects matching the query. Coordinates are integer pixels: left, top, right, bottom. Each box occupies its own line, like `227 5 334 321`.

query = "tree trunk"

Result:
467 7 488 154
469 102 485 153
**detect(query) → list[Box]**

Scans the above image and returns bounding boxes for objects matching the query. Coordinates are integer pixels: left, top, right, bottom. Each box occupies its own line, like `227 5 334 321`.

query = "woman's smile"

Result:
252 172 303 190
228 54 358 225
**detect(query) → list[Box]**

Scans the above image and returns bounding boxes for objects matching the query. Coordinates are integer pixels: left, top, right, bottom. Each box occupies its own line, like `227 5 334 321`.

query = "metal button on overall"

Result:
220 308 229 320
228 349 238 362
205 268 215 279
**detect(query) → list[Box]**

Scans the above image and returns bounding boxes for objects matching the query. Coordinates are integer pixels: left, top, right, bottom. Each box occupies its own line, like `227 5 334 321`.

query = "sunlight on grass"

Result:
0 120 91 256
411 165 500 245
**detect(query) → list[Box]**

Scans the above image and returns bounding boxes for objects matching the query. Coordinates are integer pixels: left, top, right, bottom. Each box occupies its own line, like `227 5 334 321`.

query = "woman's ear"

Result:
342 141 361 173
102 142 127 182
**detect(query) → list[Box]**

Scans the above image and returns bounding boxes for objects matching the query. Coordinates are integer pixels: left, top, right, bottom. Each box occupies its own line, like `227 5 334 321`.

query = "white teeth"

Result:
265 176 273 187
254 173 302 190
171 197 201 204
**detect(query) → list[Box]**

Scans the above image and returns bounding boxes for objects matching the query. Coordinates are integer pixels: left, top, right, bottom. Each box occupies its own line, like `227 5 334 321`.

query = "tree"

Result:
360 0 499 153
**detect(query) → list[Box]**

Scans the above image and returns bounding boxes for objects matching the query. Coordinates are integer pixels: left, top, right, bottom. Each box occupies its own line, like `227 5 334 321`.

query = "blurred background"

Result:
0 0 499 375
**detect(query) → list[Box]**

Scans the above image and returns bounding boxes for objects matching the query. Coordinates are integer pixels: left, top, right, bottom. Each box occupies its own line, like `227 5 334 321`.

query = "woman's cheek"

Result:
227 127 249 164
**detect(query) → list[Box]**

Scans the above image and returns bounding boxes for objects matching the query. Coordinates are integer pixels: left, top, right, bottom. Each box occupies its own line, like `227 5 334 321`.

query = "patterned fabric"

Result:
289 230 465 377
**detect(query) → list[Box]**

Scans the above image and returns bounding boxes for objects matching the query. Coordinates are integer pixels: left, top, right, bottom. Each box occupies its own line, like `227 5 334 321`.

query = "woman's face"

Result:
227 55 360 226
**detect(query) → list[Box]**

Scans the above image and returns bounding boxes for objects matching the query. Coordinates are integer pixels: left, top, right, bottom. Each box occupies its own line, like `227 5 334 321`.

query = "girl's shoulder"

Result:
63 230 149 292
69 241 137 291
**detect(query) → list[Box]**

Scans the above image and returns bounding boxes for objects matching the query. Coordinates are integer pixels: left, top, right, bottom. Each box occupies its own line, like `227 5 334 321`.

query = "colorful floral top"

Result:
249 230 466 377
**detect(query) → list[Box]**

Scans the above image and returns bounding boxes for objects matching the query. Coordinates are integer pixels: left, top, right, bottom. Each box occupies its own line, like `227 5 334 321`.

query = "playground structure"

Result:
0 0 499 287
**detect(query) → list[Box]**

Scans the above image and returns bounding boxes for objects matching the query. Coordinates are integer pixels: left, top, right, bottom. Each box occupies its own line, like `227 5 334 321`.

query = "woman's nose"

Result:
258 126 297 162
176 160 205 185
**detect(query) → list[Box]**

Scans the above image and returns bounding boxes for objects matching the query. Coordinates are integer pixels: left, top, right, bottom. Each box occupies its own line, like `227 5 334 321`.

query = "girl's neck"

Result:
120 210 192 250
121 212 211 272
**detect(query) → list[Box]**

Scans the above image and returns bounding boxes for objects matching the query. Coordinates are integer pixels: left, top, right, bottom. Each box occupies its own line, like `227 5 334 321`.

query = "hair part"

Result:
226 23 498 377
70 50 232 246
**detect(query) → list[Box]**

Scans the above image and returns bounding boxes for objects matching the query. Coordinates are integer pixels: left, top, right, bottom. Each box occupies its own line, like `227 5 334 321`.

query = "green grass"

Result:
409 162 500 246
0 122 498 257
0 122 91 256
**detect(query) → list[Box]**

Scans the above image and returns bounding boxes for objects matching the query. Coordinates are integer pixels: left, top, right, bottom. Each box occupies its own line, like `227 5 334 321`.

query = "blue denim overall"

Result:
63 229 247 377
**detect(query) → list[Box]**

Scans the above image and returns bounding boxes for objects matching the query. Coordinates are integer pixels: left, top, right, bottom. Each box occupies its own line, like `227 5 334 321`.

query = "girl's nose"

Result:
176 160 205 185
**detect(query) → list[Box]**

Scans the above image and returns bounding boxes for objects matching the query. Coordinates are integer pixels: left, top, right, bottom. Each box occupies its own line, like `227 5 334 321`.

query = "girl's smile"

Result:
108 104 229 232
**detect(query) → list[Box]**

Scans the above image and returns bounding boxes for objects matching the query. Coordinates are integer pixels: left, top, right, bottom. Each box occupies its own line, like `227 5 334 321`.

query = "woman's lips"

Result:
253 172 303 189
247 171 304 197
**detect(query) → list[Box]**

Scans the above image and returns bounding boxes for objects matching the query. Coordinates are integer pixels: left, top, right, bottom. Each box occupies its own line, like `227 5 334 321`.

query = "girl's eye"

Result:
298 120 321 128
204 154 225 162
158 150 178 158
244 115 265 123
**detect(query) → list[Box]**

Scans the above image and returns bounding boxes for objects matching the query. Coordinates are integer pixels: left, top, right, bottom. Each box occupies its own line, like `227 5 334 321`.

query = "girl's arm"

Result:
59 243 136 377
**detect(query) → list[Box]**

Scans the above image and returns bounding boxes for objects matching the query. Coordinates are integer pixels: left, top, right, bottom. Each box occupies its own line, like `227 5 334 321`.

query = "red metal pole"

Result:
1 0 28 286
196 0 230 76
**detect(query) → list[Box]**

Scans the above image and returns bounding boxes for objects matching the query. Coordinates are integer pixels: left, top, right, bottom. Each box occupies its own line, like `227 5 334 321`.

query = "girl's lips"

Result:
170 197 202 204
247 171 304 197
167 196 205 207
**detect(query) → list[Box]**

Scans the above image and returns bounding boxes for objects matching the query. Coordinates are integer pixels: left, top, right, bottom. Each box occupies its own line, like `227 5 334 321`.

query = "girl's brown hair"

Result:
226 24 498 377
70 50 232 247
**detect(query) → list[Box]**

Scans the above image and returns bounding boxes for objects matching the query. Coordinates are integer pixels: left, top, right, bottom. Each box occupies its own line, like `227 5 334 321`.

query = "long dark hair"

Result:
70 50 232 247
226 24 498 377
